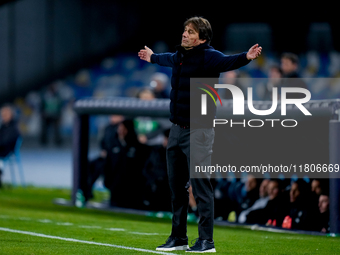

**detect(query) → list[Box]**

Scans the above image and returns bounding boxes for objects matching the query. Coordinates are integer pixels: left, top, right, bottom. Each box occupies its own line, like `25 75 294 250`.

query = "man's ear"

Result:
199 39 206 44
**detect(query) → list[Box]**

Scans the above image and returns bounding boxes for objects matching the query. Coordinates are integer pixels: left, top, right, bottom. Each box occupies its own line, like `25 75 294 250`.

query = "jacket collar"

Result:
1 119 15 128
176 42 212 54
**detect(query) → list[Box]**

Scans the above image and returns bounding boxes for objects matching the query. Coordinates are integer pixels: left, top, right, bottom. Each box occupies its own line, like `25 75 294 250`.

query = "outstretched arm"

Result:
206 44 262 73
138 46 154 62
138 46 176 67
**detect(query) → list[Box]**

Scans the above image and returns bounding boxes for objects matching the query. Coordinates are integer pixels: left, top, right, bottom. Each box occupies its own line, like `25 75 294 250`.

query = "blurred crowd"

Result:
1 48 339 234
214 176 330 233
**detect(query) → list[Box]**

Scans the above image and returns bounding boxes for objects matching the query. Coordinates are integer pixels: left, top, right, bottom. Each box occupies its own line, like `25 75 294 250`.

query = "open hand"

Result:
246 44 262 60
138 46 154 62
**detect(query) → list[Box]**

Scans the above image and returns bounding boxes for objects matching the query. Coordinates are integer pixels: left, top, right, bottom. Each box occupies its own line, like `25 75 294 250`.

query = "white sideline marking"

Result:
37 219 52 223
0 215 166 236
18 217 31 221
78 225 102 229
0 227 174 255
251 225 297 234
106 228 125 231
130 232 160 236
56 222 73 226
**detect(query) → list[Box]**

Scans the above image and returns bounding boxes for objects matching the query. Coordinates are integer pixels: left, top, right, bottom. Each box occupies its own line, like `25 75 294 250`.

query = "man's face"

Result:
311 180 321 195
267 181 279 200
1 107 13 124
269 67 282 79
259 179 269 198
139 90 155 101
245 175 257 192
319 195 329 214
181 23 206 50
117 123 128 139
290 183 300 203
281 57 297 74
109 115 124 125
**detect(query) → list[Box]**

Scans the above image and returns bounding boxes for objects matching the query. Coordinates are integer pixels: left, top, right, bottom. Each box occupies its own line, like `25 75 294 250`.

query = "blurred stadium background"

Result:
1 1 340 252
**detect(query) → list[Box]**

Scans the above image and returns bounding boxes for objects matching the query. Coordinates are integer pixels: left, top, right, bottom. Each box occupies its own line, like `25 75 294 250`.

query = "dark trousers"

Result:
167 124 215 240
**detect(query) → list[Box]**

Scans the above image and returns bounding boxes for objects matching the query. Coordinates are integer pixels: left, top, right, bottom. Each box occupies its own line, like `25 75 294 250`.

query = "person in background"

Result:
282 179 319 231
142 129 171 211
104 119 149 209
310 178 329 211
317 191 330 233
280 53 308 99
0 105 20 188
246 179 289 226
262 65 283 100
228 175 259 221
311 179 329 196
83 115 124 201
135 88 168 146
220 70 244 99
238 179 270 224
40 83 63 146
150 72 170 99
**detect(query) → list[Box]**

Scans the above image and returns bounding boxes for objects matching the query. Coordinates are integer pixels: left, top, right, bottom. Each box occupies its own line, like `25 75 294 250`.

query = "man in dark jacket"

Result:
280 53 308 99
138 16 261 253
0 105 20 187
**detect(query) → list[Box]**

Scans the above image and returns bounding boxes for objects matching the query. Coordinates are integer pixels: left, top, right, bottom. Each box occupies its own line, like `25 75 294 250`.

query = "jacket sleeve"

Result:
205 50 251 73
150 52 176 67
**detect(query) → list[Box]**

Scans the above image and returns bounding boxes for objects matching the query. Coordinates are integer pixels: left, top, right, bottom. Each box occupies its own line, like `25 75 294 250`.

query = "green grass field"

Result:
0 186 339 254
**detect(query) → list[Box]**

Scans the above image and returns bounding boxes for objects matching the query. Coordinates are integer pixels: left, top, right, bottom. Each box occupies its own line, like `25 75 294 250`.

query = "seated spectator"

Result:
227 175 259 220
238 179 270 224
0 105 20 187
142 129 171 211
310 178 329 211
149 72 169 99
214 178 233 220
311 178 330 233
83 115 124 201
317 191 330 233
311 179 329 196
104 119 150 209
280 53 308 99
281 179 319 231
242 175 260 210
311 179 322 196
246 179 288 226
262 65 283 101
135 88 170 146
84 118 149 209
220 70 244 99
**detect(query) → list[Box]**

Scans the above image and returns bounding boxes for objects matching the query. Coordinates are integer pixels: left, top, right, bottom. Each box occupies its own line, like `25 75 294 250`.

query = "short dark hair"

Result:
281 52 299 65
269 178 284 191
184 17 213 44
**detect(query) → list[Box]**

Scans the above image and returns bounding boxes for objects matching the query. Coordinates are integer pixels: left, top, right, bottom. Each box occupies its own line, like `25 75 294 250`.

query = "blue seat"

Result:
0 137 25 186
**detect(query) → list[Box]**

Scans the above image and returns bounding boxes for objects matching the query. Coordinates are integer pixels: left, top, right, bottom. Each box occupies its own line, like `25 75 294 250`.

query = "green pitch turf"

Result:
0 186 339 254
